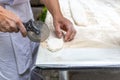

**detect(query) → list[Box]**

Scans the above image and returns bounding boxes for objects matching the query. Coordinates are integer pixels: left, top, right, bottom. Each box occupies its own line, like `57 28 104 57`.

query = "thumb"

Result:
55 24 62 38
16 20 27 37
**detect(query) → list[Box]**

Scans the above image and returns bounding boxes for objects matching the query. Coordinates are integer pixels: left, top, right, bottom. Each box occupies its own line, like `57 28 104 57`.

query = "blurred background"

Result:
30 0 47 22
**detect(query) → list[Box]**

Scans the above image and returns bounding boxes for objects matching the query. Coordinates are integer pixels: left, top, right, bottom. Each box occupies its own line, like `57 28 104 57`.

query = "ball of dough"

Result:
47 38 64 52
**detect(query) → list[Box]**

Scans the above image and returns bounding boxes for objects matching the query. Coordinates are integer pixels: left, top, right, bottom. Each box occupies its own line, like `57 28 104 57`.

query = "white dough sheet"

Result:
36 0 120 68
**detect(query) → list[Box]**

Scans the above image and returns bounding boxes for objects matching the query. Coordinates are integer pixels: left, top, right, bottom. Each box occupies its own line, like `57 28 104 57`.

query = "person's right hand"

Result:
0 6 27 37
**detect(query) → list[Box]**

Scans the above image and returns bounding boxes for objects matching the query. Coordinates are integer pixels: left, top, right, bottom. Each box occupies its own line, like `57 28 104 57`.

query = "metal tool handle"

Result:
23 19 40 35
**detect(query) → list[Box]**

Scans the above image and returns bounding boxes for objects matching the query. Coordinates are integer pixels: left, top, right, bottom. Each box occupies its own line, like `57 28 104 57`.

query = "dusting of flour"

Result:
43 0 120 52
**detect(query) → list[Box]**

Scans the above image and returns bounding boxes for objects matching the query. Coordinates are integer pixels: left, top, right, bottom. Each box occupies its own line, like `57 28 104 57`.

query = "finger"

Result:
5 26 13 32
16 20 27 37
0 18 15 32
6 19 19 32
1 24 14 32
55 24 62 38
10 23 19 32
1 21 5 26
0 28 7 32
0 21 11 32
64 27 72 42
65 26 72 41
69 29 76 41
68 32 76 41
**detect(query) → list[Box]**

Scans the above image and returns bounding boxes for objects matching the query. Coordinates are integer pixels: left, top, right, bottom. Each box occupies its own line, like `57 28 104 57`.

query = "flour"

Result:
69 0 89 26
44 0 120 52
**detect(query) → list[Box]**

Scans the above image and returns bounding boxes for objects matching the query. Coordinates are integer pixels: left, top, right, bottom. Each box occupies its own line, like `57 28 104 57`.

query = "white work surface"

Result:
35 47 120 69
35 0 120 69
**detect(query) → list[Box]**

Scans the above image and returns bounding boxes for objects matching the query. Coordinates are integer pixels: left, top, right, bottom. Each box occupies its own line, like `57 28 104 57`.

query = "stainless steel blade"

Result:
24 20 50 42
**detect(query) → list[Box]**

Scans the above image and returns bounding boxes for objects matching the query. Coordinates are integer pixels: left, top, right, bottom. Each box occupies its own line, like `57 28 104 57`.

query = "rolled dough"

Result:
46 38 64 52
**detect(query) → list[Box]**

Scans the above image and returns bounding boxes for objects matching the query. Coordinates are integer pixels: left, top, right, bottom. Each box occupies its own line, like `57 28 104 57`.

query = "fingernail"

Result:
58 34 62 38
65 37 67 42
23 33 27 37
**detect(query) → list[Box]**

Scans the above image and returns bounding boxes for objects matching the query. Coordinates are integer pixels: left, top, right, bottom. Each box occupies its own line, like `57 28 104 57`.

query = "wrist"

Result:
53 14 64 21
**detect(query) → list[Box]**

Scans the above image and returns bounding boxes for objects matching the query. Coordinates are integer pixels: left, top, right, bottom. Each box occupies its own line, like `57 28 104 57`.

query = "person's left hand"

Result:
53 17 76 42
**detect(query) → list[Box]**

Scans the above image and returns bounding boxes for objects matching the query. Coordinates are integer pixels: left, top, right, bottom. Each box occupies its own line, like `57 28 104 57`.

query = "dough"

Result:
69 0 88 26
47 38 64 52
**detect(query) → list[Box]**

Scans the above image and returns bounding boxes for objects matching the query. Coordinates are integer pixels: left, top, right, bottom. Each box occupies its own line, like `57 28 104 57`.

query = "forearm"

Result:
41 0 63 19
40 0 76 41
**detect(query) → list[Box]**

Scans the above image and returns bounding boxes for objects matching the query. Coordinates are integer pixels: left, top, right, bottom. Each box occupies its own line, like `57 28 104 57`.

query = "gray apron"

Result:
0 0 38 78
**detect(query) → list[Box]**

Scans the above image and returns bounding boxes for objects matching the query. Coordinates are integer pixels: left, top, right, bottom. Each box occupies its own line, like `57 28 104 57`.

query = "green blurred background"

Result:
30 0 47 22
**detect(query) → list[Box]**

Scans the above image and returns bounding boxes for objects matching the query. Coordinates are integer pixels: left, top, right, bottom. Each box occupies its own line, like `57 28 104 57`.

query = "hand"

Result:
0 6 26 37
53 17 76 42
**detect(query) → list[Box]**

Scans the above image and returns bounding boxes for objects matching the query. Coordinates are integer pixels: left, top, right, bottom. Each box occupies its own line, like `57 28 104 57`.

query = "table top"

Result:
35 47 120 70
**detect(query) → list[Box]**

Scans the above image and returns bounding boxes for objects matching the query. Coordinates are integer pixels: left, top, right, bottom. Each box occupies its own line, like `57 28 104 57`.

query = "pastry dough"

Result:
47 38 64 52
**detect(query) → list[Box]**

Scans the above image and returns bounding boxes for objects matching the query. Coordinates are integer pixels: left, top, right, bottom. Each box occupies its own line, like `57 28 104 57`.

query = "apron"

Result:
0 0 38 75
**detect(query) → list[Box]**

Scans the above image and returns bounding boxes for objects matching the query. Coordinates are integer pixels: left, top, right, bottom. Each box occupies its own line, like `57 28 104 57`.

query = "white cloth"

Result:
0 0 39 80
